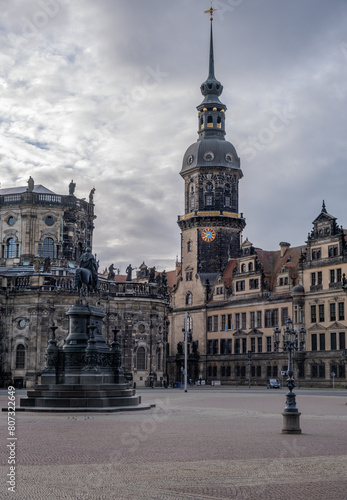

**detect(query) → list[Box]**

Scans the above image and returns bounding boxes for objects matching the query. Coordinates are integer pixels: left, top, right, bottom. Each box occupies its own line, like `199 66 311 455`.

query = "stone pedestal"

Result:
282 411 302 434
20 302 150 412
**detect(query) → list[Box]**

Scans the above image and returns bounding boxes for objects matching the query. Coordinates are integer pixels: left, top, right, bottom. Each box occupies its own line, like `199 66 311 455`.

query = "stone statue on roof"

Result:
27 176 34 192
69 179 76 196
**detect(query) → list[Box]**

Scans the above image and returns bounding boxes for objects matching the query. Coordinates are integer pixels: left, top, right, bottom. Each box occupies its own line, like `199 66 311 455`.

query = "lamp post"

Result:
273 317 306 434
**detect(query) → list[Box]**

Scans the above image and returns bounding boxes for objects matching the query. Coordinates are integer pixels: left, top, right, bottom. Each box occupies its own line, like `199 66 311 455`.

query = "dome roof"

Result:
292 284 305 294
181 138 240 174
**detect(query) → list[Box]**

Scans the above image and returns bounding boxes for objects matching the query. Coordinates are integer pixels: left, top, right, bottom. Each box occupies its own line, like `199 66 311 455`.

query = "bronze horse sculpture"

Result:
75 248 99 299
75 267 94 294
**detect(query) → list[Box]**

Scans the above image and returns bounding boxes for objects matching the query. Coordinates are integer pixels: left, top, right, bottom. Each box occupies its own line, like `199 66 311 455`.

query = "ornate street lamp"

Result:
273 317 306 434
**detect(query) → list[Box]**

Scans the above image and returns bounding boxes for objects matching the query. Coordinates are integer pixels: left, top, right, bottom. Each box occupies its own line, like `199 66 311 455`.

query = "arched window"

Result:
207 115 213 127
6 238 15 258
16 344 25 369
241 264 246 272
186 292 193 306
248 262 253 272
137 347 146 370
43 237 54 258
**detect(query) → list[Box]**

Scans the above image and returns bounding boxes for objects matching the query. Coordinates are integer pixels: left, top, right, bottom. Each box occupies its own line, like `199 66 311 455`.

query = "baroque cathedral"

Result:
1 18 346 389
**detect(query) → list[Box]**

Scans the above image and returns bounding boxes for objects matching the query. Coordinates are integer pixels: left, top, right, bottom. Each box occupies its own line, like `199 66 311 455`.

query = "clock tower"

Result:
178 18 245 275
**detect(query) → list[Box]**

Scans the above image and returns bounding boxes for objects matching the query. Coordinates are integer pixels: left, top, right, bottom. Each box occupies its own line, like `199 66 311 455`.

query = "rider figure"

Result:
79 247 98 290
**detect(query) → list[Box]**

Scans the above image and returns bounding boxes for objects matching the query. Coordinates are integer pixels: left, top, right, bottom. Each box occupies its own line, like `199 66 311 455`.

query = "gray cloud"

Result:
0 0 346 272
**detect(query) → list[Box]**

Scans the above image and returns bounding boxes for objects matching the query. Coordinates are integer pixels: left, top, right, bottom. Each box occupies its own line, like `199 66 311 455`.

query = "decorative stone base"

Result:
282 411 302 434
19 383 152 412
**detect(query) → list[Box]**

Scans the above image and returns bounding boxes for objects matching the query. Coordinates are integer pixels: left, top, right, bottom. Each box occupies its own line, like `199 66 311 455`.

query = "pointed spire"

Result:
322 200 327 213
200 12 223 99
208 21 215 80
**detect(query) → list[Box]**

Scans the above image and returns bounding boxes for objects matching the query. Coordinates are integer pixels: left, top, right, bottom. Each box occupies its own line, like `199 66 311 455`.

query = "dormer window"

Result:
328 245 338 257
312 248 321 260
248 262 253 272
241 264 246 272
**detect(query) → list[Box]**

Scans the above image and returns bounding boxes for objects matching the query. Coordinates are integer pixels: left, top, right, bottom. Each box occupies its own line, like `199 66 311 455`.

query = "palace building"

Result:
167 18 347 388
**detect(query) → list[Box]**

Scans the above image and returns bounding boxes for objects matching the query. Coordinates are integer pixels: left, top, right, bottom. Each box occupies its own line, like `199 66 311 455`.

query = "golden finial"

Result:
204 5 217 21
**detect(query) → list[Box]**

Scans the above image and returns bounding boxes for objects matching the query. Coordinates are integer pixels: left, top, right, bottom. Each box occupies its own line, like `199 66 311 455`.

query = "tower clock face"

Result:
201 227 216 242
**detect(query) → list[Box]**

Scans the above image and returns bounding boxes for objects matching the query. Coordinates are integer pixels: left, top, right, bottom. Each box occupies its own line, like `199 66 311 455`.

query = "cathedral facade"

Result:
0 179 169 388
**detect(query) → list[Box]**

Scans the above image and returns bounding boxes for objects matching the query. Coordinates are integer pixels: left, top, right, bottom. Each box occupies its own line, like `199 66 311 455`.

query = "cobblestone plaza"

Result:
2 387 347 499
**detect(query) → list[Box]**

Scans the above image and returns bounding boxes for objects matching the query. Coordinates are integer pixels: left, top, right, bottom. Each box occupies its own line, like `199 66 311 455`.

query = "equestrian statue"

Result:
75 247 99 297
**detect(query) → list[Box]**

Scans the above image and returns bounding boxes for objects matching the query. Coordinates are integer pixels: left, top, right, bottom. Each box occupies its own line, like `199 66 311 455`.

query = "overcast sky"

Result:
1 0 347 274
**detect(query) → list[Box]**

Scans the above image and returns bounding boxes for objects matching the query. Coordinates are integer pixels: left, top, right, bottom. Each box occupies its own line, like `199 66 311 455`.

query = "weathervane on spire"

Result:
204 4 217 21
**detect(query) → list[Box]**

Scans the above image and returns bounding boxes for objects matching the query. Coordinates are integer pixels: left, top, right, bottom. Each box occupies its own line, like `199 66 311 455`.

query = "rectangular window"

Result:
319 304 325 323
330 269 335 283
330 332 337 350
226 366 231 377
339 332 346 350
250 311 255 329
319 333 325 351
207 317 213 332
311 305 317 323
273 366 278 377
236 280 245 292
311 273 316 286
281 308 288 326
317 271 322 285
257 311 262 328
337 268 342 283
227 339 232 354
265 309 278 328
311 334 317 351
267 366 272 377
249 279 259 290
221 314 226 331
213 315 218 332
257 337 263 353
235 313 240 330
330 303 336 322
212 366 217 377
207 340 213 354
241 313 246 330
213 339 218 354
242 338 247 353
220 339 226 354
227 314 232 330
265 310 271 328
328 245 338 257
338 302 344 321
235 339 240 354
257 366 261 377
221 366 226 377
250 337 256 352
206 195 213 206
266 337 272 353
